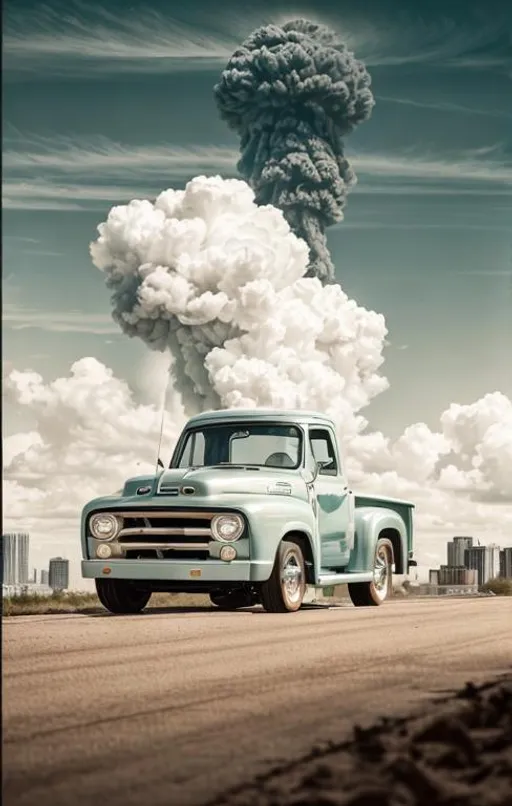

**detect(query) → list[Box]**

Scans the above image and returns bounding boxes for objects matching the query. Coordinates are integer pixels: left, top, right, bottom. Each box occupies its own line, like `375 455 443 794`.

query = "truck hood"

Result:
155 466 304 498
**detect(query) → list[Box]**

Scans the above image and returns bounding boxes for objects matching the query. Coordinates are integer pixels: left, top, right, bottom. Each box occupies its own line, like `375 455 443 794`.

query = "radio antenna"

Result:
155 367 172 476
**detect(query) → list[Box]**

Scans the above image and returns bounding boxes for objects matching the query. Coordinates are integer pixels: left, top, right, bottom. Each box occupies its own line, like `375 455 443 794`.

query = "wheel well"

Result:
378 528 404 573
283 531 315 584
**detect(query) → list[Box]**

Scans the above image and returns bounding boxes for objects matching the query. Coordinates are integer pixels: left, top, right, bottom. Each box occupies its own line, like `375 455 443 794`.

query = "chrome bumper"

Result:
81 558 273 583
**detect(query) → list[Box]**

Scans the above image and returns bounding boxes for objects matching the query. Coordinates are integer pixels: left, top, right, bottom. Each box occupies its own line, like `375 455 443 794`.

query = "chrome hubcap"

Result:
282 554 302 603
373 546 390 600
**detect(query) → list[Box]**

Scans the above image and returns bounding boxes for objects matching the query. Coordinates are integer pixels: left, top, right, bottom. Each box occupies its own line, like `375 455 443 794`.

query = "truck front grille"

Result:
111 510 217 559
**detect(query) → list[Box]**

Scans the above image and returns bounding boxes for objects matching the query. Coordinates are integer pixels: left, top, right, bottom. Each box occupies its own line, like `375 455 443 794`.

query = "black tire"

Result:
95 578 152 614
209 589 254 610
348 538 394 607
259 540 306 613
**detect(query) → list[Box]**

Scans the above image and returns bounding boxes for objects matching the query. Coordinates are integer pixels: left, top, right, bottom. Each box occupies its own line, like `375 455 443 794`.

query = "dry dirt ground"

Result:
3 598 511 806
209 674 512 806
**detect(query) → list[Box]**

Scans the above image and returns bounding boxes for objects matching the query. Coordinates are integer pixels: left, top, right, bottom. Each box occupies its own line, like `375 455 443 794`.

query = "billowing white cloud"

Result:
89 175 389 429
3 357 184 519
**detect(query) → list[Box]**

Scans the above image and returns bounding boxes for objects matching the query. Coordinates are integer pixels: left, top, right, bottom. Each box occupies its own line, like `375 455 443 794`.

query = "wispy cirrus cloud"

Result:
3 132 238 178
3 131 511 215
349 146 512 185
376 95 512 120
3 3 241 77
2 304 119 335
3 2 510 78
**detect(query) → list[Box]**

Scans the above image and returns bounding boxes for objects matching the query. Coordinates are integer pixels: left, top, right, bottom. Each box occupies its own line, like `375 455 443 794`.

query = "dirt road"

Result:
3 598 511 806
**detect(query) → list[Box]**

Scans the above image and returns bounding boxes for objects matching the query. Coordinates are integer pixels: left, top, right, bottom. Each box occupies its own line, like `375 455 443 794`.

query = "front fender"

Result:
241 497 316 569
348 507 408 573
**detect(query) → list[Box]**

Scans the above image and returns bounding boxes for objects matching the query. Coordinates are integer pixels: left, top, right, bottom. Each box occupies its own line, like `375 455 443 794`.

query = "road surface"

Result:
3 598 511 806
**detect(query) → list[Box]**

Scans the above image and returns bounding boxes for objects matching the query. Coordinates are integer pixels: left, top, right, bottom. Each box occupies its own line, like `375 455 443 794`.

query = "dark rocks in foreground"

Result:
210 674 512 806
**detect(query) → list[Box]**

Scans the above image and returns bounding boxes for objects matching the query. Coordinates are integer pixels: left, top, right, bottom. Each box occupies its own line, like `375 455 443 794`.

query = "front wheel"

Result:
259 540 306 613
95 578 152 614
348 538 393 607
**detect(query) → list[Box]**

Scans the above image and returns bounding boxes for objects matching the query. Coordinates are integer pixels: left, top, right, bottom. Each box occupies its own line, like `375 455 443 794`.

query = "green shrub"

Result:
480 577 512 596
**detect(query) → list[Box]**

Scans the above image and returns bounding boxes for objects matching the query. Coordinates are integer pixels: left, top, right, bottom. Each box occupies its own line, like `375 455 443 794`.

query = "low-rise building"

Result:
500 547 512 579
465 544 501 586
49 557 69 591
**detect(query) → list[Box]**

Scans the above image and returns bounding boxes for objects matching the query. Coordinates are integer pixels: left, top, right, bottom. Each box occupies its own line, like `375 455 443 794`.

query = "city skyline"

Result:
2 0 512 584
430 534 511 588
1 532 70 591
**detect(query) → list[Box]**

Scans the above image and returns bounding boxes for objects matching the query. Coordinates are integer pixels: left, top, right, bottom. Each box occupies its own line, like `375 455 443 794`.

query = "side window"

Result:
178 431 205 467
309 428 338 476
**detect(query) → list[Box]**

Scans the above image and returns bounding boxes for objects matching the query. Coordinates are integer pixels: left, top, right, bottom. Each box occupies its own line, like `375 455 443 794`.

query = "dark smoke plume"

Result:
214 19 375 283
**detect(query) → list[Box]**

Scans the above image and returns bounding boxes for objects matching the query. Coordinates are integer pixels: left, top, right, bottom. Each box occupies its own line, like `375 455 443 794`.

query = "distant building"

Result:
1 533 30 585
40 569 49 586
447 536 473 567
500 548 512 579
465 544 501 586
429 569 439 585
438 566 477 586
48 557 69 591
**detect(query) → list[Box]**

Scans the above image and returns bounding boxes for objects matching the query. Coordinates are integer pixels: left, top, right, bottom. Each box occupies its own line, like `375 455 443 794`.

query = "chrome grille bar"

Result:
119 541 210 551
119 527 211 538
110 511 218 520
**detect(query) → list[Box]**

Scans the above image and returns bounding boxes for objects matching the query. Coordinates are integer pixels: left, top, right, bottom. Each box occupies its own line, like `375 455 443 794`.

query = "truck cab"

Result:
81 409 415 614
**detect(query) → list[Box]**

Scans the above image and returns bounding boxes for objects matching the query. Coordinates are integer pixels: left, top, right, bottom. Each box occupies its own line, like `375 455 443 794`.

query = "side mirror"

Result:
304 460 329 484
157 458 164 469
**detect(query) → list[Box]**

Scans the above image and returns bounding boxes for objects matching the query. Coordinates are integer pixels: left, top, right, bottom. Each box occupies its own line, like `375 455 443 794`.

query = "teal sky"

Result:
3 0 511 438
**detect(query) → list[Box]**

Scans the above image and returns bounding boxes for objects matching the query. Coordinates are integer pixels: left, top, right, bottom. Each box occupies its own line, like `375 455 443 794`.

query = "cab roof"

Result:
185 408 336 429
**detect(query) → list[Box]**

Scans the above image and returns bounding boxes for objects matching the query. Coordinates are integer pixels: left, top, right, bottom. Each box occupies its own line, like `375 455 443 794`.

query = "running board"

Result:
316 571 373 586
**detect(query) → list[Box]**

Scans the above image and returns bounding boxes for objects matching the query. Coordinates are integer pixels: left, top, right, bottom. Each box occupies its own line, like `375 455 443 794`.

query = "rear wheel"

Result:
348 538 393 607
260 540 306 613
209 589 254 610
95 578 151 614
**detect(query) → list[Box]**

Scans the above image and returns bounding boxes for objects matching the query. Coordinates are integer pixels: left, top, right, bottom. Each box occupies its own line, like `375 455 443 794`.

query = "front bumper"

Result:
81 559 273 583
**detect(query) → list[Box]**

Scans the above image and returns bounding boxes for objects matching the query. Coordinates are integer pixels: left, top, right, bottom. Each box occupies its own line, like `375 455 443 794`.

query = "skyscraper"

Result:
40 569 50 586
1 533 30 585
447 536 473 566
49 557 69 591
464 544 501 586
500 548 512 579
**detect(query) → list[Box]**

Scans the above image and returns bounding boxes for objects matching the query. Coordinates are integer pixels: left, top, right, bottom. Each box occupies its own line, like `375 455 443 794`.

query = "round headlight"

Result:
211 513 244 542
90 513 121 541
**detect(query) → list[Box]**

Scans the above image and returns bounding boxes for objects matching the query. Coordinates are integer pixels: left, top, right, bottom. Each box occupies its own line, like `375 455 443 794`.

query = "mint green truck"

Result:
81 409 415 614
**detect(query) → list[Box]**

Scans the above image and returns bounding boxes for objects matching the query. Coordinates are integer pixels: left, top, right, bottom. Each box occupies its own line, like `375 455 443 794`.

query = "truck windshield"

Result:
174 423 303 469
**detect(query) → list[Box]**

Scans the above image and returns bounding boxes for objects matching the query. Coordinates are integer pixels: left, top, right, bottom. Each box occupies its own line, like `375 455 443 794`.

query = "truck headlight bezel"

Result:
89 513 122 541
211 513 244 543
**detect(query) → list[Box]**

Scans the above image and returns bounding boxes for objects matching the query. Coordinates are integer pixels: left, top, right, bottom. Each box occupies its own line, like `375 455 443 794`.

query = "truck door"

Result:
309 427 354 570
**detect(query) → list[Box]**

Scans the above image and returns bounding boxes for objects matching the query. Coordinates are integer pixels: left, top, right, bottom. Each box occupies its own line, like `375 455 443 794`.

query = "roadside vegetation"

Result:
480 577 512 596
2 590 210 617
3 578 509 616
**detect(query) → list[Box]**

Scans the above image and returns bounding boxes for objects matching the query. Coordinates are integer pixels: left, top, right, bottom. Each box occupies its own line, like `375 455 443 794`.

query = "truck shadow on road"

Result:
84 603 349 617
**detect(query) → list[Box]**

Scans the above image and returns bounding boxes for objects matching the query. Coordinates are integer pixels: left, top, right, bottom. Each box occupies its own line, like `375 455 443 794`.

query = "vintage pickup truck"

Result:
81 409 415 613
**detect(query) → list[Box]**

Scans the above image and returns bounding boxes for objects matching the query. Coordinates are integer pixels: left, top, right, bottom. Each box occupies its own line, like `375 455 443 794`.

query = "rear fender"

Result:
348 507 408 573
